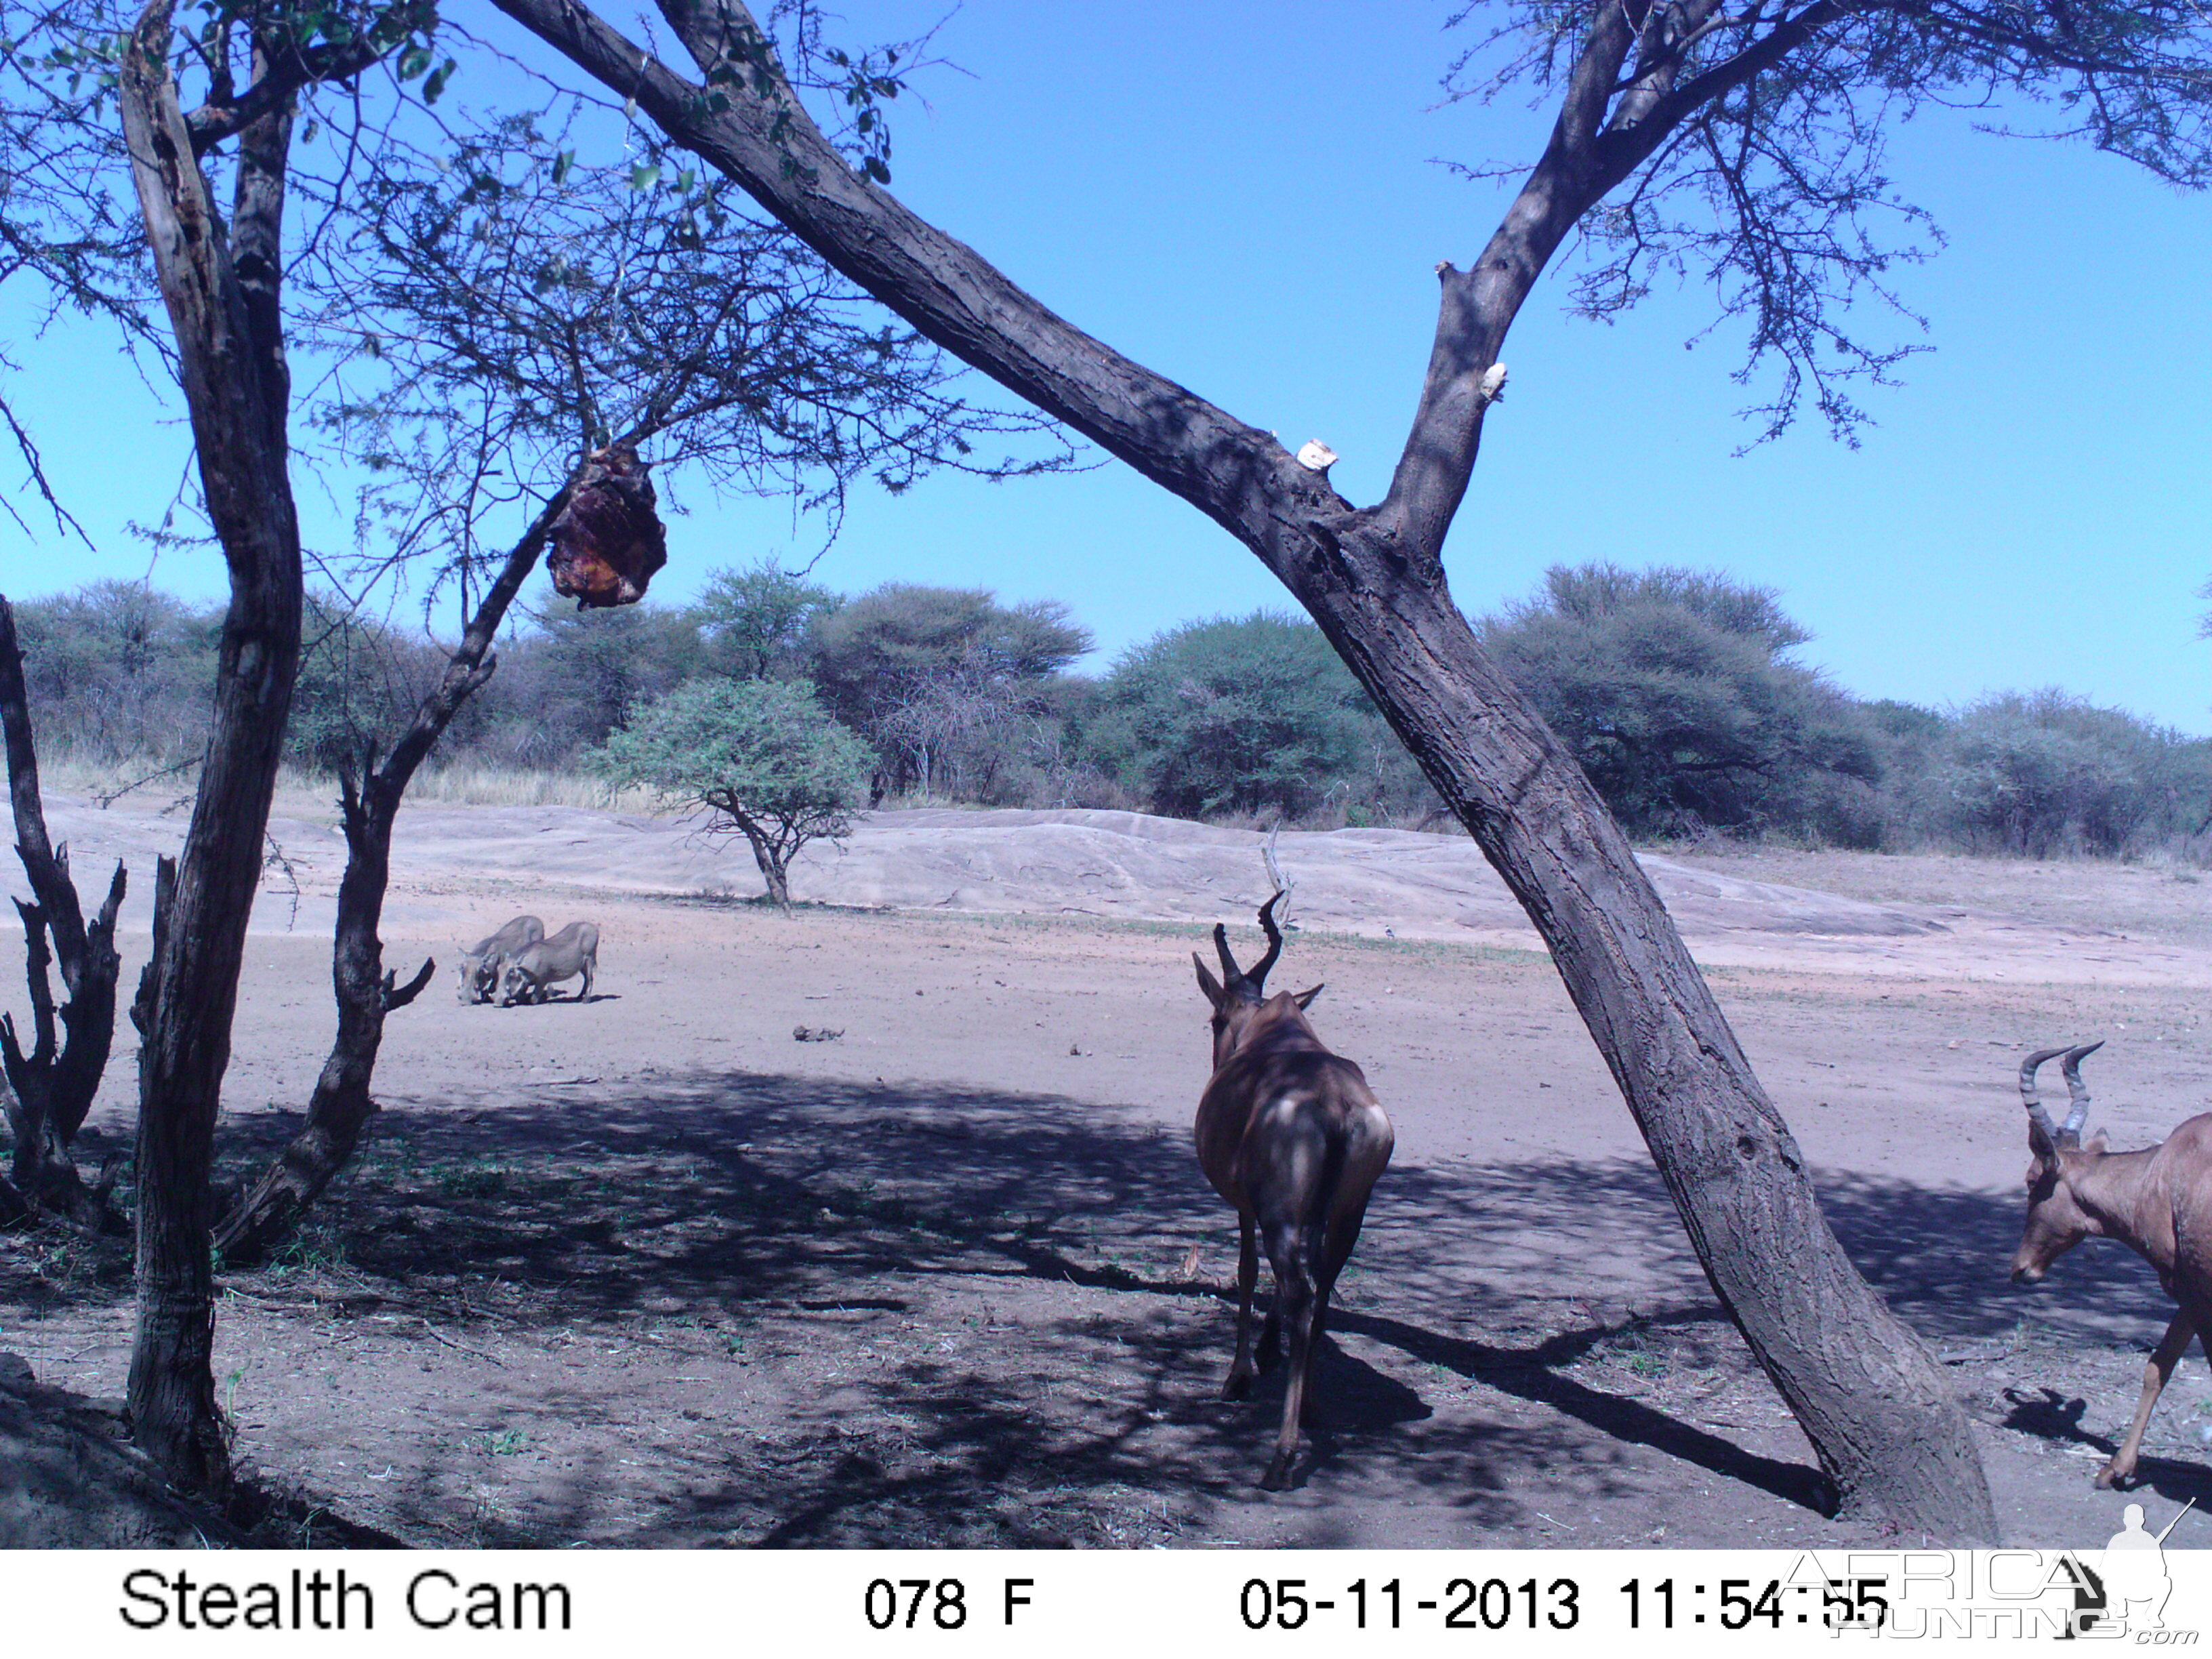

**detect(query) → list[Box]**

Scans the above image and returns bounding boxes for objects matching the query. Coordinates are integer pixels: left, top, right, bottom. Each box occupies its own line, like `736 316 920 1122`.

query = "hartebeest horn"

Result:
1246 891 1286 990
2020 1046 2075 1146
1211 891 1290 1001
1210 923 1252 998
2058 1040 2105 1139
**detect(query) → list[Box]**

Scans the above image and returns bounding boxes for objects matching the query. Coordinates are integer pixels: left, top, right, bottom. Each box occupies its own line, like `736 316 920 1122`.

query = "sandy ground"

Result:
3 792 2211 1550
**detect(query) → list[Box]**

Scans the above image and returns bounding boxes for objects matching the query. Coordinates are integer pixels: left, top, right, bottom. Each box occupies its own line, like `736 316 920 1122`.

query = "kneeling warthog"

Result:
457 915 544 1004
499 922 599 1006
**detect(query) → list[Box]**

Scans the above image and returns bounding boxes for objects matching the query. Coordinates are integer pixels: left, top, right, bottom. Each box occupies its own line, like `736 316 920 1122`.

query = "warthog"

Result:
499 922 600 1006
457 915 545 1005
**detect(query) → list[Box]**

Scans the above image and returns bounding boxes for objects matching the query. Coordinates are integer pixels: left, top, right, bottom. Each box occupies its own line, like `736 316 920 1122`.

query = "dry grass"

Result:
35 756 667 819
394 762 662 813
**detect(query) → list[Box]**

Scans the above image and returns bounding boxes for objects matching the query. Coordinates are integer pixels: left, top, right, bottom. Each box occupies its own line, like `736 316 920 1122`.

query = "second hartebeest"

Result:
1192 893 1394 1490
2010 1040 2212 1488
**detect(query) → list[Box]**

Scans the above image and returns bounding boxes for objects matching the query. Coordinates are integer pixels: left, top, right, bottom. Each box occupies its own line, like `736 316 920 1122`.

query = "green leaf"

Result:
423 58 455 104
629 163 661 192
552 148 575 186
397 43 430 80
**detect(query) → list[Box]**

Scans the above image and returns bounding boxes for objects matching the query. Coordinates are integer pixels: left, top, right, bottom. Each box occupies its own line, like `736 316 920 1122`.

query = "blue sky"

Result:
3 2 2208 731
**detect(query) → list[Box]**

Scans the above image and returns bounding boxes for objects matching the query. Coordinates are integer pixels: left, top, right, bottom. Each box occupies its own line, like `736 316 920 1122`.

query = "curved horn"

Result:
1212 922 1244 985
1246 890 1286 991
2058 1039 2105 1138
2019 1045 2072 1145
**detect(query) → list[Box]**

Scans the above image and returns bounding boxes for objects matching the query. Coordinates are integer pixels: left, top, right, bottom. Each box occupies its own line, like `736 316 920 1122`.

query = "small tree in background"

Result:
598 680 870 910
807 583 1091 798
691 560 844 682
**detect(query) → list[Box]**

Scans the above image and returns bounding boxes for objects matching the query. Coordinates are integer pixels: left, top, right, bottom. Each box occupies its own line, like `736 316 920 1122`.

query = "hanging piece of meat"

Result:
546 445 669 609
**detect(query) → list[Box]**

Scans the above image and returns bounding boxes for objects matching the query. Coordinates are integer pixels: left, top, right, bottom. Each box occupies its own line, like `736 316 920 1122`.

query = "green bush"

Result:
596 679 871 908
805 583 1090 800
1916 691 2212 857
1088 611 1406 822
10 581 220 763
1481 563 1881 843
689 559 843 683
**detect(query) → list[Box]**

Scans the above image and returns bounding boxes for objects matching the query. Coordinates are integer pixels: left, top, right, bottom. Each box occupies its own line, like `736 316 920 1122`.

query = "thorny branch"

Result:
1442 0 2211 439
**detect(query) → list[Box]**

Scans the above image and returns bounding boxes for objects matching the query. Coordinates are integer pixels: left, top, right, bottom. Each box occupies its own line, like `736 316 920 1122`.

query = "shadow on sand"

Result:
7 1061 2197 1544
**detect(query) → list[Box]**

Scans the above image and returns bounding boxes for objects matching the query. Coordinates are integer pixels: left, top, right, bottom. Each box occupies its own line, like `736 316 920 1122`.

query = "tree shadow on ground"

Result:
3 1064 2200 1544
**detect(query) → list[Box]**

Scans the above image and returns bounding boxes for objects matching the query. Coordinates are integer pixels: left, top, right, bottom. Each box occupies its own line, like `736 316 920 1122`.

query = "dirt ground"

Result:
4 797 2211 1551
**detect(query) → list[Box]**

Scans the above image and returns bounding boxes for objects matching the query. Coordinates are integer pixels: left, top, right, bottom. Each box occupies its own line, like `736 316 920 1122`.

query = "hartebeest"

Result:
2010 1040 2212 1488
1193 893 1394 1490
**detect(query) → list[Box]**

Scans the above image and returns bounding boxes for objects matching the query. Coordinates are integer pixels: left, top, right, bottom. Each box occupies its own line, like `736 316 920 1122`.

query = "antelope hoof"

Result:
1260 1452 1295 1492
1222 1367 1254 1402
2095 1462 2133 1491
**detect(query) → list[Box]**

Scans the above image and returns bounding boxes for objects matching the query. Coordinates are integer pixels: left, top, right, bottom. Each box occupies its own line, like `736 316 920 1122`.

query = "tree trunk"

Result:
211 775 408 1263
494 0 1996 1539
746 832 792 912
117 12 306 1493
0 596 127 1229
1290 526 1990 1532
214 488 576 1262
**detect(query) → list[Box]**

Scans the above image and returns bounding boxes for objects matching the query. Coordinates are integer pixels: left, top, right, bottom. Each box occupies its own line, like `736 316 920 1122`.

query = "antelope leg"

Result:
1261 1215 1318 1491
2098 1311 2197 1489
1223 1214 1261 1401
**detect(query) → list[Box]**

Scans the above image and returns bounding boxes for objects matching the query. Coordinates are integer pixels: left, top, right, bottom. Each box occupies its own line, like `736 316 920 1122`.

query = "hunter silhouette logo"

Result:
2057 1496 2196 1639
1837 1496 2199 1639
2102 1498 2193 1635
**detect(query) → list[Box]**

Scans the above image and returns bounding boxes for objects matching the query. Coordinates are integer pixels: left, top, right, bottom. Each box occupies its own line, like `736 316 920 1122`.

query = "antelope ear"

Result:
1193 954 1225 1007
2026 1118 2057 1160
1294 983 1325 1010
2086 1129 2110 1153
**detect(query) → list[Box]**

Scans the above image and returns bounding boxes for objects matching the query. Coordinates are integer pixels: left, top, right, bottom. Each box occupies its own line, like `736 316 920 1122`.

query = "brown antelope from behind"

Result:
1193 893 1393 1490
2011 1041 2212 1488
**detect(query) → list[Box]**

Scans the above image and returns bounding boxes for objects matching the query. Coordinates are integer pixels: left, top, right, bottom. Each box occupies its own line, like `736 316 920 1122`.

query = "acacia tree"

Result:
214 108 1060 1261
3 0 1067 1486
808 583 1090 799
598 678 868 909
691 560 844 682
101 0 421 1490
490 0 2212 1538
3 0 368 1483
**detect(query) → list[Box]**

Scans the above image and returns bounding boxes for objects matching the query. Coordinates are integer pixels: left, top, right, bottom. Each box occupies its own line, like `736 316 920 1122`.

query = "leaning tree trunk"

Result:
496 0 1996 1539
731 813 792 913
756 853 792 914
214 484 581 1262
0 596 127 1230
117 11 306 1493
